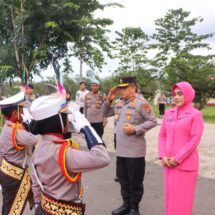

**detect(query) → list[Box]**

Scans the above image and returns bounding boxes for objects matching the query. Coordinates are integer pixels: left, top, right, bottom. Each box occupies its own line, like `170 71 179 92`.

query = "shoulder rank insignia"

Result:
142 103 151 113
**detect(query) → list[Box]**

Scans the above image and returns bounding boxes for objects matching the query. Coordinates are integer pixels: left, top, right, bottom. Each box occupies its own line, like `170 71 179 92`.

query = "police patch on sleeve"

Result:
142 103 151 113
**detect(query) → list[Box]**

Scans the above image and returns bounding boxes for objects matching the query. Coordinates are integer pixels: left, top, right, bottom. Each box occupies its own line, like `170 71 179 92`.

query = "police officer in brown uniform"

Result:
0 92 39 215
30 93 110 215
84 79 107 138
104 77 157 215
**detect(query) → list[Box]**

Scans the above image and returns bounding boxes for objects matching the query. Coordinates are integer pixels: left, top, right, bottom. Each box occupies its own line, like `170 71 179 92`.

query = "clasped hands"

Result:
123 123 135 135
162 156 178 168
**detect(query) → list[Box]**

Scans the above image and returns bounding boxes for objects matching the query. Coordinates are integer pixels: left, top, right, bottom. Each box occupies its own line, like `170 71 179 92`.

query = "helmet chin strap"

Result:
58 113 64 133
15 105 21 122
17 106 20 121
17 105 24 122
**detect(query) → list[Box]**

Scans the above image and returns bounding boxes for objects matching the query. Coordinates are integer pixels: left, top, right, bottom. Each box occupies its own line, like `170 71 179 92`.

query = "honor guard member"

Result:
84 79 107 138
0 91 39 215
104 77 157 215
30 94 110 215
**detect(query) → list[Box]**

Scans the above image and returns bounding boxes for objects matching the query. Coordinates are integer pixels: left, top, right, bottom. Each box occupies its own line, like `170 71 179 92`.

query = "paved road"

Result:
1 152 214 215
1 117 215 214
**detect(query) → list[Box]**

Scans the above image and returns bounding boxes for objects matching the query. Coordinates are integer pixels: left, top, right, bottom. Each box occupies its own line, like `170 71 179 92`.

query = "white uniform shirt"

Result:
75 90 89 108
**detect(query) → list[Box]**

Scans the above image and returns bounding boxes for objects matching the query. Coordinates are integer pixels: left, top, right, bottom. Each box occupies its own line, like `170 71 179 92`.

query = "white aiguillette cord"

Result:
59 113 64 133
31 163 44 192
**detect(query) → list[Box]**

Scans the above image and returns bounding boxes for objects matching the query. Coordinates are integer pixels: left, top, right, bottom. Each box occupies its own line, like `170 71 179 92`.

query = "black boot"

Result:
112 202 130 215
128 207 140 215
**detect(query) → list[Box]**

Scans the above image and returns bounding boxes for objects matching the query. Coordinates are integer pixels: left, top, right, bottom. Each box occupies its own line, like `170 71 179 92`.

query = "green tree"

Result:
112 27 160 96
151 8 215 109
166 53 215 109
152 8 214 75
113 27 149 73
136 67 158 98
0 0 119 83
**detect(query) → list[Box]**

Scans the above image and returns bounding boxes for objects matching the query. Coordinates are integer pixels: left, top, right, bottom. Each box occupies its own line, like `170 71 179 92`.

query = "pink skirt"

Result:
164 167 198 215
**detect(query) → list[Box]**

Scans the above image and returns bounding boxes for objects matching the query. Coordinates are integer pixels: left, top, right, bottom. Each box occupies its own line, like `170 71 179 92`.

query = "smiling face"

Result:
173 87 185 107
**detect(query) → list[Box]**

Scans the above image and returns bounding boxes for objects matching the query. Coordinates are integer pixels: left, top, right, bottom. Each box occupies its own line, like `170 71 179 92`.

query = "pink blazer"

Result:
158 106 204 171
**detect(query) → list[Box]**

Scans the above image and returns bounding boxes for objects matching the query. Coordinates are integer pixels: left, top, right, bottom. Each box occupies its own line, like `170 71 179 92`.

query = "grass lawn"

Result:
201 106 215 124
152 105 215 124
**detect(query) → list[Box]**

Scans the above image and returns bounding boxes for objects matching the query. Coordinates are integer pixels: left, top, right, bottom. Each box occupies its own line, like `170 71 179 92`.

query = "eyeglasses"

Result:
173 91 183 96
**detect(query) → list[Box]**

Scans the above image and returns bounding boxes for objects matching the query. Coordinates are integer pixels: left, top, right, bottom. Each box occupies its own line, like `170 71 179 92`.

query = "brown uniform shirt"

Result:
0 120 38 167
31 134 110 203
84 91 106 123
104 95 157 157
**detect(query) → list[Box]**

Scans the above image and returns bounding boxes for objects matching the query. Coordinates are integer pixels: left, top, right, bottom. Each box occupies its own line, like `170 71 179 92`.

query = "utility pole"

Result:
79 57 83 80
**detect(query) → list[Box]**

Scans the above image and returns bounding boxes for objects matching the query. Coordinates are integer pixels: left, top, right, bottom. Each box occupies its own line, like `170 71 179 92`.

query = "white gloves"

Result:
70 111 103 150
67 102 80 116
70 111 91 132
34 203 39 209
21 108 33 124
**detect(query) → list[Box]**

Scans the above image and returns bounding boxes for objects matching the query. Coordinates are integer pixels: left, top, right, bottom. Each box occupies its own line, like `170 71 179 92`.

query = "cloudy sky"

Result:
97 0 215 76
99 0 214 36
43 0 215 79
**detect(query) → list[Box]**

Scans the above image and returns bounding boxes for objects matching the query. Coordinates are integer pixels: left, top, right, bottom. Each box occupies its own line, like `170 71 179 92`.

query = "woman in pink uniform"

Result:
158 82 204 215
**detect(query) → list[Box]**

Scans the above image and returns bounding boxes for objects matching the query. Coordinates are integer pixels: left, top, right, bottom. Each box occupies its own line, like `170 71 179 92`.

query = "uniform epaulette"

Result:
136 96 152 113
136 95 146 103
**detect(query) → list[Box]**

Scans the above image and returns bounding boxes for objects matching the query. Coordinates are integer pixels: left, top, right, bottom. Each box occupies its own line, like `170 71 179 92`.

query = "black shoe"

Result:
128 208 140 215
112 204 130 215
114 177 119 182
